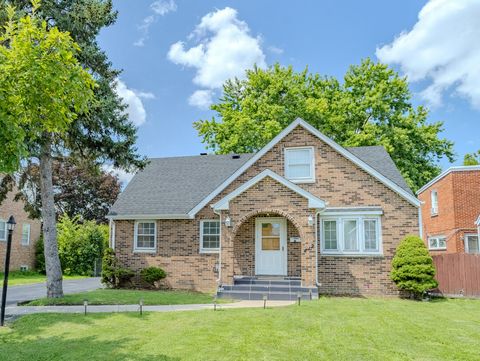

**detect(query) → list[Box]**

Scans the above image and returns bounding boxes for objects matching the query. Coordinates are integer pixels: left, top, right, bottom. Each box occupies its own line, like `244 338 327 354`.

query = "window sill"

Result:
289 179 316 184
321 252 384 257
133 249 157 254
431 212 438 217
200 249 220 254
429 248 446 251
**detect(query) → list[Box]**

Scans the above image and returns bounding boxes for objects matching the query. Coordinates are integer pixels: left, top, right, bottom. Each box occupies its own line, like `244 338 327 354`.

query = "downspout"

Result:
213 209 222 287
315 208 326 287
418 201 424 239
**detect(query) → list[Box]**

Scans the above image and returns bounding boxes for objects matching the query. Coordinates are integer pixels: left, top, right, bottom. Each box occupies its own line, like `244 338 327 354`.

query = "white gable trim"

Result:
476 215 480 226
417 166 480 195
212 169 326 211
189 118 419 217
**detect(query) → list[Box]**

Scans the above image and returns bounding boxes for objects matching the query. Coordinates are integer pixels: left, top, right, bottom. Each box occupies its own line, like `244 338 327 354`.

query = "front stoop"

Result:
217 276 319 301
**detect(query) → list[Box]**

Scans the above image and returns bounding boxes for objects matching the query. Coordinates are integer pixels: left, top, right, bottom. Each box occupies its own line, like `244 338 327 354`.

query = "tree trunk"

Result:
39 133 63 298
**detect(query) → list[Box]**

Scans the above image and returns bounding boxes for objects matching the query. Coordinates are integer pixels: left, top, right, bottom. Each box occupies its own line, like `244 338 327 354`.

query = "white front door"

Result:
255 218 287 275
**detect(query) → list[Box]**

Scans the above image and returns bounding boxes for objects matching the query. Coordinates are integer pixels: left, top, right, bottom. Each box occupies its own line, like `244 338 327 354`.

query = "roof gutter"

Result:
106 214 193 220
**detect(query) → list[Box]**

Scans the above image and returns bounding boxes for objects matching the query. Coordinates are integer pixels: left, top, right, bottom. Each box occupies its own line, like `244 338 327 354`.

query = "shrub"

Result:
391 235 438 298
140 266 167 287
35 235 45 274
57 215 109 276
101 248 134 288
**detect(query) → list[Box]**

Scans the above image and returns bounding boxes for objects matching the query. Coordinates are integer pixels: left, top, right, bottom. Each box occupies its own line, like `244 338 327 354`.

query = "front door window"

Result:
261 222 281 250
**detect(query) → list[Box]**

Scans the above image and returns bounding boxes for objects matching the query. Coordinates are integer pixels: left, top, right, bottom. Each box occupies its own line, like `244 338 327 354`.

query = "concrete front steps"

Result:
217 276 318 301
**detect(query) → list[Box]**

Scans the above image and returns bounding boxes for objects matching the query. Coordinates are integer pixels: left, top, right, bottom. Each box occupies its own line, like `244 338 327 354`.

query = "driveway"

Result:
1 277 102 306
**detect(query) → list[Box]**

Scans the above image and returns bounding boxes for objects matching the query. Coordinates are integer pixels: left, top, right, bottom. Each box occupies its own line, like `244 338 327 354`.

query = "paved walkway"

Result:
1 277 102 306
6 300 294 316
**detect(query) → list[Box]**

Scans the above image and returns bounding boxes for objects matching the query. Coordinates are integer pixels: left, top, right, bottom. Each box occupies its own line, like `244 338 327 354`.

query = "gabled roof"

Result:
212 169 327 211
417 165 480 195
109 118 418 219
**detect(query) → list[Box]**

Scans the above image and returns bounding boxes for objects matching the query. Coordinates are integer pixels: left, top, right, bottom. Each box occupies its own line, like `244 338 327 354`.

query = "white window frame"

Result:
321 215 383 256
21 223 31 246
431 190 438 216
464 234 479 254
134 220 157 253
428 235 446 250
0 219 6 241
200 219 220 254
284 146 315 183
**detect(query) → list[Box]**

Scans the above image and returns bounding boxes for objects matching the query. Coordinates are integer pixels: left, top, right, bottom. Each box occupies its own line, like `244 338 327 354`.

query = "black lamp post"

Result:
1 216 16 326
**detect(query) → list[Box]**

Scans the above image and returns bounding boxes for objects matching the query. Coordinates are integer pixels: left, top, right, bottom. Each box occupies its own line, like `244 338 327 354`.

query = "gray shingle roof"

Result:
347 146 412 195
109 146 412 217
109 154 255 216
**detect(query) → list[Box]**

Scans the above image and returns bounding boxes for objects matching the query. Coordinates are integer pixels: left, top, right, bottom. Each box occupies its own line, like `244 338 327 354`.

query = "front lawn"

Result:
1 271 87 286
25 288 221 306
2 297 479 360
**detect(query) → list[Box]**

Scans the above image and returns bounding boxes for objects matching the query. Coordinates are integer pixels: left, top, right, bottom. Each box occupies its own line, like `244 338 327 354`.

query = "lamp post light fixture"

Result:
1 216 16 327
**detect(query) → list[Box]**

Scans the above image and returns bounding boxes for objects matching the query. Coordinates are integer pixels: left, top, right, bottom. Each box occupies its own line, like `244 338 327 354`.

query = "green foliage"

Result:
391 235 438 298
101 248 134 288
34 235 45 274
194 60 455 191
140 267 167 287
463 150 480 166
56 215 108 276
0 2 96 173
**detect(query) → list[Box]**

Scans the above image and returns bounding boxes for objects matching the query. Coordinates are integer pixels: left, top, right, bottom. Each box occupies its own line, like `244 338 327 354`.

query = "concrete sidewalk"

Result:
6 300 295 316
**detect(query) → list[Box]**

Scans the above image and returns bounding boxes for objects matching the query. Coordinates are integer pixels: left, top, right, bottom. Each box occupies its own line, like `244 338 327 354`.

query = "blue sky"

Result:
98 0 479 181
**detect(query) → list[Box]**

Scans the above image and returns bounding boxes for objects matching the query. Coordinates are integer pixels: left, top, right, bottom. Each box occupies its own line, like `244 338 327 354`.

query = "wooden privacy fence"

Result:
432 254 480 297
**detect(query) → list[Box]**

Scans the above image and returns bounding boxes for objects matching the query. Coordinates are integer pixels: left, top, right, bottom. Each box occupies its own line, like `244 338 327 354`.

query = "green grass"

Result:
25 288 223 306
0 271 86 286
2 297 480 360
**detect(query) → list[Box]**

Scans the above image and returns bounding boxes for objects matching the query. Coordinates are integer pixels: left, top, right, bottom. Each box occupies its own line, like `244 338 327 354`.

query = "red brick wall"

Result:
0 189 41 272
419 169 480 254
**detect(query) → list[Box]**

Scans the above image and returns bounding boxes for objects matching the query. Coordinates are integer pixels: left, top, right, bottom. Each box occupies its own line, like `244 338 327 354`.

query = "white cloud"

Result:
103 165 134 187
268 45 284 55
376 0 480 108
115 80 153 127
188 90 214 110
167 7 266 108
134 0 177 47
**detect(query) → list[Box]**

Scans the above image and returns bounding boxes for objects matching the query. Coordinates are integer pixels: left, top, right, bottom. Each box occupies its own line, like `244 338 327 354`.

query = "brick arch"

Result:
231 208 306 241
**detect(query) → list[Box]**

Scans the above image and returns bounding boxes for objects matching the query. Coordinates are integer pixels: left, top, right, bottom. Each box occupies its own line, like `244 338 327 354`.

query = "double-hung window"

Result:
0 220 5 241
134 221 156 252
465 234 479 254
321 216 382 255
428 236 446 250
200 220 220 253
284 147 315 183
21 224 31 246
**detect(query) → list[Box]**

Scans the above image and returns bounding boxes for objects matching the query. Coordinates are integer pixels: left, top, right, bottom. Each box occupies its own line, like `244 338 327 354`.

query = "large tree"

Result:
0 1 146 297
463 150 479 166
0 2 95 297
194 60 455 191
13 157 121 223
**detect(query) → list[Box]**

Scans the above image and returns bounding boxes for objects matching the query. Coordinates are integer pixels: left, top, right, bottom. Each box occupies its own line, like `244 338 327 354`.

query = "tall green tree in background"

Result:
195 60 455 191
0 2 95 297
0 0 146 297
463 150 479 166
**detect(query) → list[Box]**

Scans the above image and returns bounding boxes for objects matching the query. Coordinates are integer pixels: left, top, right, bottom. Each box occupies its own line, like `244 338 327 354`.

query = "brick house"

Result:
417 166 480 255
0 185 41 272
108 119 420 299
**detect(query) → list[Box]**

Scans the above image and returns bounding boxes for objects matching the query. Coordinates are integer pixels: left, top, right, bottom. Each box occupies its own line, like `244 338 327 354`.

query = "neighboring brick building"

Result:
0 186 41 272
417 166 480 255
108 118 420 298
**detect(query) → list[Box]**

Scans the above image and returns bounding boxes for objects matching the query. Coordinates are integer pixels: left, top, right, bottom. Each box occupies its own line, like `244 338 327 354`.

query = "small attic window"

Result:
284 147 315 183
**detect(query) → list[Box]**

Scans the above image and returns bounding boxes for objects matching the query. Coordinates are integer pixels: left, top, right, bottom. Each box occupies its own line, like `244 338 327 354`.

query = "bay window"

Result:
321 216 382 255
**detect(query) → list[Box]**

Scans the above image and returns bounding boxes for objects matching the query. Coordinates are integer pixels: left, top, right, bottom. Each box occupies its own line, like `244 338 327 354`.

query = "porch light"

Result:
6 216 16 231
307 215 314 226
224 216 232 227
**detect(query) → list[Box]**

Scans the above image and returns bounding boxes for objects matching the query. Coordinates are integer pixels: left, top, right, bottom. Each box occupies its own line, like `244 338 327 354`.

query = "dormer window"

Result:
285 146 315 183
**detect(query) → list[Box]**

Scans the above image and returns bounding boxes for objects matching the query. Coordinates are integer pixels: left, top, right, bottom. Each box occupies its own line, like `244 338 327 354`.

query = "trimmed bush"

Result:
391 235 438 298
101 248 134 288
140 267 167 287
